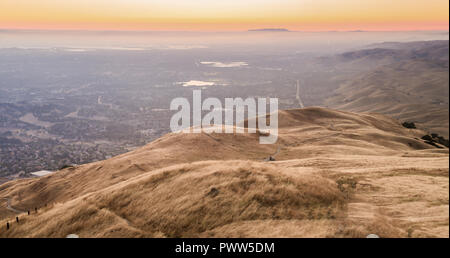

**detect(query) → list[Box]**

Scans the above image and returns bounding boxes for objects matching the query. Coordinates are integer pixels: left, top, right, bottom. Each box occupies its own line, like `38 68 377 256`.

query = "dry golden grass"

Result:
0 107 448 238
0 161 346 237
325 58 449 137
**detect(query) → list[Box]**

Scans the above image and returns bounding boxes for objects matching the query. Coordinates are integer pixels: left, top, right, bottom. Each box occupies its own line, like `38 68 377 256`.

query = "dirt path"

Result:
1 197 24 214
264 146 282 161
342 169 449 238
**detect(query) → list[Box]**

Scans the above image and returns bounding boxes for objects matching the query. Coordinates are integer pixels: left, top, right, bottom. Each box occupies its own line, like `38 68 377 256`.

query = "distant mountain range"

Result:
248 28 290 32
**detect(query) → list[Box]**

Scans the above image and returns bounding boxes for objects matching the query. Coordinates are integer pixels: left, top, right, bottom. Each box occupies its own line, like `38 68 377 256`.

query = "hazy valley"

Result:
0 31 448 238
0 32 447 179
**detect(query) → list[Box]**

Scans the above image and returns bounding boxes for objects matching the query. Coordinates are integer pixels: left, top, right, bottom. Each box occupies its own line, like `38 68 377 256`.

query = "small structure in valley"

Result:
30 170 54 177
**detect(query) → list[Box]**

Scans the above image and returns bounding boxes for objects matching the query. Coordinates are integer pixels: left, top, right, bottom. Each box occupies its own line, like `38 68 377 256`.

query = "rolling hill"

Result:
0 107 448 238
324 40 449 138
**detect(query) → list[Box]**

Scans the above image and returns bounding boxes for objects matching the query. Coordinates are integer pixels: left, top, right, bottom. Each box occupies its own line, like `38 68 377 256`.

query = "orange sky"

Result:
0 0 448 31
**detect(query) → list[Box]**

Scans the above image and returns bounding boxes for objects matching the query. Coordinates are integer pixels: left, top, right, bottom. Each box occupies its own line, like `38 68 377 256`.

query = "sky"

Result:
0 0 448 31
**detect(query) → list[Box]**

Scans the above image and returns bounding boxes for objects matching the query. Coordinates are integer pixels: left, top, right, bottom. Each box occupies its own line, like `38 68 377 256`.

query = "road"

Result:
296 80 305 108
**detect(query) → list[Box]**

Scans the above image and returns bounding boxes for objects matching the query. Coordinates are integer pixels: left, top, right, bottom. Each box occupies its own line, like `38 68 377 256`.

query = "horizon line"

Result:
1 28 449 33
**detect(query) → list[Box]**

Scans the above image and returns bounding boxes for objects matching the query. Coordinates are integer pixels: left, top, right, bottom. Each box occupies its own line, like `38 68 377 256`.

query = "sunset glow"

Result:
0 0 448 31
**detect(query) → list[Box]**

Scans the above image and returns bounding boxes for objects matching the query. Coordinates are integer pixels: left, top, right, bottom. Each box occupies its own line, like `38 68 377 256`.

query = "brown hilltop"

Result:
0 107 448 238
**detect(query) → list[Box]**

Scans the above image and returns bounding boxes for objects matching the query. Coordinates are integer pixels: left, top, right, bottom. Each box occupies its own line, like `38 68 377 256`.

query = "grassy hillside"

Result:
0 107 448 237
325 40 449 137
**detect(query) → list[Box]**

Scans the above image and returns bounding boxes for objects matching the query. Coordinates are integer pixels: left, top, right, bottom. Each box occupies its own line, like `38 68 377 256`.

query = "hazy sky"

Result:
0 0 448 31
